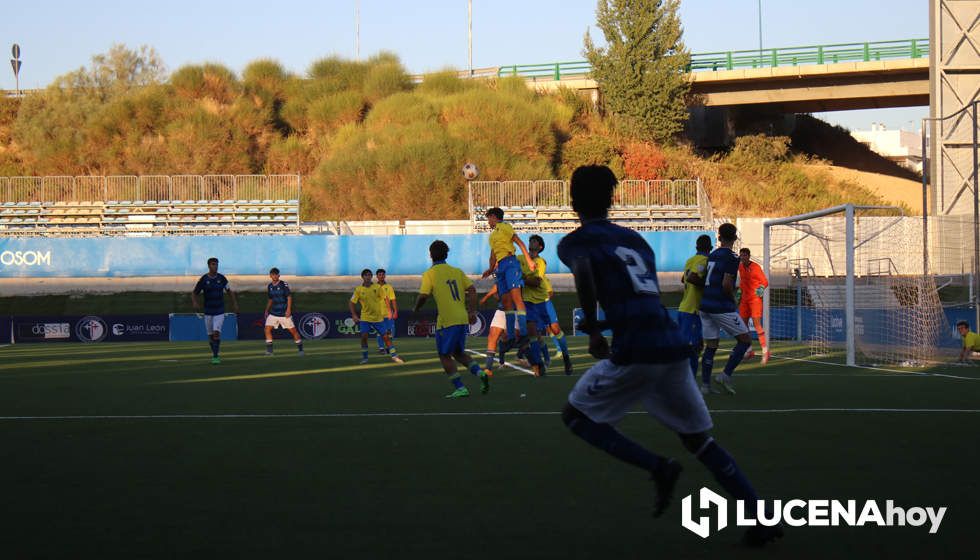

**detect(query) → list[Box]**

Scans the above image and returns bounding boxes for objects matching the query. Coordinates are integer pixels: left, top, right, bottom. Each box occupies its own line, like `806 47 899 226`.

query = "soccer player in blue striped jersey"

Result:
557 165 780 547
263 267 304 356
191 257 239 364
699 223 754 395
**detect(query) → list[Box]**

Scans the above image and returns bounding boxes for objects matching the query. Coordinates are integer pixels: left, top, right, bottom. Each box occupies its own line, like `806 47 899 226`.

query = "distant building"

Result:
851 124 923 174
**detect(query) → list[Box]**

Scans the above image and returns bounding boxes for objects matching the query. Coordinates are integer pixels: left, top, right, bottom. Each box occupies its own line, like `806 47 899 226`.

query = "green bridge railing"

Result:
497 38 929 81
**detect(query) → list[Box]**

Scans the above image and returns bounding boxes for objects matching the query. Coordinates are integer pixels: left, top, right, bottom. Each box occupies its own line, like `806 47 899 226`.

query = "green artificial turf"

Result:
0 337 977 558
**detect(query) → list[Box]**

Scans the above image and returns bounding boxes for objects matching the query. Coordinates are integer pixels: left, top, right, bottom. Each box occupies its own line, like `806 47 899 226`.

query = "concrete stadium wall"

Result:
0 230 712 279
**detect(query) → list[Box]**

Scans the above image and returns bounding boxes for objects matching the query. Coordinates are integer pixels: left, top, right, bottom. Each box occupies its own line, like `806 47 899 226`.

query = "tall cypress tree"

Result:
584 0 691 143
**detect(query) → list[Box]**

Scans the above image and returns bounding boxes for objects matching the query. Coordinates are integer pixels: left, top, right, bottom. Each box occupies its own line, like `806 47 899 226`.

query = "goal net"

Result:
763 204 948 366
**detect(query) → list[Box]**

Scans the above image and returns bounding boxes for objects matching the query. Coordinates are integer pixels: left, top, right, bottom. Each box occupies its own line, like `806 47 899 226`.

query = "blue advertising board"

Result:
233 310 496 341
12 314 169 343
0 231 712 278
168 313 239 342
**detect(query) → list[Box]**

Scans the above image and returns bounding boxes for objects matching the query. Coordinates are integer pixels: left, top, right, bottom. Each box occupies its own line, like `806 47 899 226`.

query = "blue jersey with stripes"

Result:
194 273 230 316
267 280 291 317
557 219 689 365
700 247 739 313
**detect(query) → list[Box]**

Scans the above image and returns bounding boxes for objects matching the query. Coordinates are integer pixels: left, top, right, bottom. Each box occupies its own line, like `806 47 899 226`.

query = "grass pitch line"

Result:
2 408 980 421
770 354 979 381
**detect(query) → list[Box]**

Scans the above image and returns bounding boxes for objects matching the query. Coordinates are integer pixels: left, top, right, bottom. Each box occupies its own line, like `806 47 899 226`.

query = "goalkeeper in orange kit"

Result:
738 248 770 365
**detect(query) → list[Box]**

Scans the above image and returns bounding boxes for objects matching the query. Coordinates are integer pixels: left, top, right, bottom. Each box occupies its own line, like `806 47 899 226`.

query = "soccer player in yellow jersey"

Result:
678 235 712 391
519 242 551 377
414 240 491 398
481 207 535 346
956 321 980 363
350 269 403 365
527 234 573 375
375 268 398 355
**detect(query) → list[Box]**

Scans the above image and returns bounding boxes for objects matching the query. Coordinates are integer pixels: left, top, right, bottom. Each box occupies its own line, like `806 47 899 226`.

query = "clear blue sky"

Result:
2 0 928 131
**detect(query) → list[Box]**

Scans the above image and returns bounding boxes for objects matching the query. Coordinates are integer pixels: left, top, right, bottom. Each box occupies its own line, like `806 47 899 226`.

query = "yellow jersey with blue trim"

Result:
489 221 517 261
420 263 474 329
379 283 396 318
521 256 549 304
678 253 709 314
351 284 386 323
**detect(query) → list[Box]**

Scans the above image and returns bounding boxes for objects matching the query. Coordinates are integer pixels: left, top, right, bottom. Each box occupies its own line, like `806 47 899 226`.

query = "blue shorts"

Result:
436 324 468 356
544 300 559 325
524 301 551 327
495 255 524 295
676 311 703 347
360 320 387 335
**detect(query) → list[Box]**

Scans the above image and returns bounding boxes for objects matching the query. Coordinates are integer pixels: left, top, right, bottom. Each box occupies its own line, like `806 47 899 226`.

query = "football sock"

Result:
505 311 516 338
516 311 528 335
210 339 220 357
265 341 273 354
757 330 768 351
376 334 386 350
295 339 303 352
529 339 542 365
361 346 368 361
468 362 482 376
724 341 751 376
550 332 563 354
701 346 717 385
449 374 465 390
485 351 496 370
563 405 663 473
554 331 569 356
695 438 760 516
389 346 398 357
541 343 550 364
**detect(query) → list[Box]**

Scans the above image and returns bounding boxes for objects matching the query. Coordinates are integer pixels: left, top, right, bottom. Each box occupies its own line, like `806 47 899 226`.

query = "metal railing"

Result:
468 179 707 227
496 38 928 80
0 174 301 202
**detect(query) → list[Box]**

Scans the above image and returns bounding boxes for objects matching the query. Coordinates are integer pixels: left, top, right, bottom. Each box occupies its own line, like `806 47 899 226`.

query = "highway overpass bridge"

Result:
495 38 930 112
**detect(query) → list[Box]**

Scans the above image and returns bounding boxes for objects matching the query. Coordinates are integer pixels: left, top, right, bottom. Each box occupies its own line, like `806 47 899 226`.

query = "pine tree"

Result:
584 0 691 143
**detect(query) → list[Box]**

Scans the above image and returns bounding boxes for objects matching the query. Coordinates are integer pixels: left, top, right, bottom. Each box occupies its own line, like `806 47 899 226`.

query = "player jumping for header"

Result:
481 207 536 349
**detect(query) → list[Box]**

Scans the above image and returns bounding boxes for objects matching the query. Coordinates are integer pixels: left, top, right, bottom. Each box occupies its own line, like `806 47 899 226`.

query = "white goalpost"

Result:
763 204 948 367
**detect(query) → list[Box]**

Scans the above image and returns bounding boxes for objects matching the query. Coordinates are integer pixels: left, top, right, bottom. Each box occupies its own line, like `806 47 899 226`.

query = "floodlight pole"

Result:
468 0 474 76
758 0 764 59
921 118 929 276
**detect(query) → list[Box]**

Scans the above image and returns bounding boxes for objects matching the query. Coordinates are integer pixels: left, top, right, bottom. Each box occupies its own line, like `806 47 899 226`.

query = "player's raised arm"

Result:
513 234 536 271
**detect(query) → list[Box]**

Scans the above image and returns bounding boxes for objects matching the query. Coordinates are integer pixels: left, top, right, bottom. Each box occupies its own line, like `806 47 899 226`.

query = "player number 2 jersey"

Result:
557 220 689 365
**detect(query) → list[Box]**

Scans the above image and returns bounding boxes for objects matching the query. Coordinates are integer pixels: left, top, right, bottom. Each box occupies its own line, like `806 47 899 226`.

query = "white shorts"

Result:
265 315 296 330
699 311 749 340
568 358 713 434
204 313 226 335
491 309 506 331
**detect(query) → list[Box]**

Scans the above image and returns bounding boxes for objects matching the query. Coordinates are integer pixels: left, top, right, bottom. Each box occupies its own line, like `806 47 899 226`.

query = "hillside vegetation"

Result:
0 45 912 219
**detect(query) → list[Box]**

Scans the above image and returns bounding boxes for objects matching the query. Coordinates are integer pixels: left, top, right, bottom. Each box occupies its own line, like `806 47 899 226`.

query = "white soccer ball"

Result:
462 162 479 180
